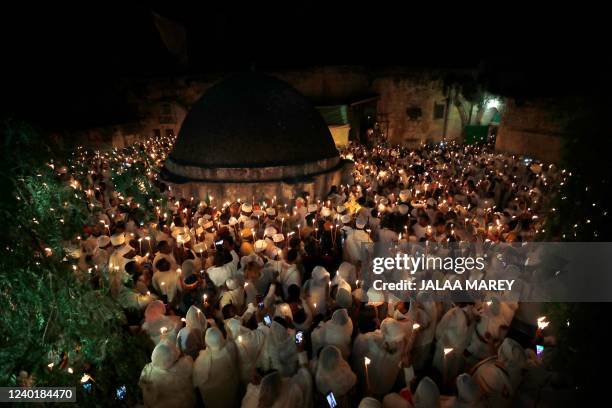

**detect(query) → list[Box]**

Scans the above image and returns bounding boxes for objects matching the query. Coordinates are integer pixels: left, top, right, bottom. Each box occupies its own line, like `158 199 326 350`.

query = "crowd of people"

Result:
64 138 562 407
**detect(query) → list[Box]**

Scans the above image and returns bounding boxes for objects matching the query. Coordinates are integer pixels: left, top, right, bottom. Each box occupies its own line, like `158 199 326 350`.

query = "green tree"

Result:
0 120 150 406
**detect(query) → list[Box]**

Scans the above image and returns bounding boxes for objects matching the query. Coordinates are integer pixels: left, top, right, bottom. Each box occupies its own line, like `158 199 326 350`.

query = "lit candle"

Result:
364 356 371 393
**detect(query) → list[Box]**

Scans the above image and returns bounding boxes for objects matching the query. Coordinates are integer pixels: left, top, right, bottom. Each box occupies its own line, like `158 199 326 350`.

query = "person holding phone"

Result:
314 345 357 407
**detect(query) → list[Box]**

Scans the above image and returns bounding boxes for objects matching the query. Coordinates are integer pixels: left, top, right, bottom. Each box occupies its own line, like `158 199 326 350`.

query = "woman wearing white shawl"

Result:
225 317 267 384
241 366 313 408
465 298 512 362
314 345 357 403
409 292 439 370
337 262 357 290
411 376 441 408
311 308 354 359
432 305 475 384
142 300 181 345
258 321 298 377
139 341 195 408
305 266 330 316
193 327 239 408
471 338 526 408
176 305 207 360
439 373 485 408
360 318 407 396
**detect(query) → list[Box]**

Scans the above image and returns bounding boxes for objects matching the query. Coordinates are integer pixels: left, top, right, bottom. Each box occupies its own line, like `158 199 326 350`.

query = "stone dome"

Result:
166 72 339 173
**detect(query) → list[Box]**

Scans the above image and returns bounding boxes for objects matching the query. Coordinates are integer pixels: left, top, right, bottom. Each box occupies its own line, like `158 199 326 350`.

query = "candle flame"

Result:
537 316 550 330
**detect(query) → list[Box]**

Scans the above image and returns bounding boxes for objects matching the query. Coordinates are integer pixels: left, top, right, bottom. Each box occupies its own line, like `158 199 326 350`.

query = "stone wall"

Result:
372 75 463 146
128 67 465 149
166 161 353 203
495 98 566 163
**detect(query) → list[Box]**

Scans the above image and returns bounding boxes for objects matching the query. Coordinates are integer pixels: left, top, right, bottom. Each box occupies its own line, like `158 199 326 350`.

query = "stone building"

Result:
126 66 470 149
160 72 353 202
495 98 564 163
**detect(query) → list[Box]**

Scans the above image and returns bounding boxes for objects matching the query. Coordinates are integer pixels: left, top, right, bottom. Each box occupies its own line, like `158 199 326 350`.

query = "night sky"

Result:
1 3 610 130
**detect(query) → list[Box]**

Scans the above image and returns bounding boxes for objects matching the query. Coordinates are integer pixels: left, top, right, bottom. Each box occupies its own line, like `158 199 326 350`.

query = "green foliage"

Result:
0 121 149 404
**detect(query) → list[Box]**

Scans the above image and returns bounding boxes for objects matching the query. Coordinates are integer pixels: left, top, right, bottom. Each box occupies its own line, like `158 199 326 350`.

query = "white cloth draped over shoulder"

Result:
139 341 195 408
193 327 239 408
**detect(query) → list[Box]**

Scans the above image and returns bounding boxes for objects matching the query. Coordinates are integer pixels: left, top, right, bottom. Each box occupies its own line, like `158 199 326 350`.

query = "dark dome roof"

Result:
168 72 338 168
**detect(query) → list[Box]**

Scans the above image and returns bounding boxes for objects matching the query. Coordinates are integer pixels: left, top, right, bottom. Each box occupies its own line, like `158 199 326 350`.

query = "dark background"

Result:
1 2 610 130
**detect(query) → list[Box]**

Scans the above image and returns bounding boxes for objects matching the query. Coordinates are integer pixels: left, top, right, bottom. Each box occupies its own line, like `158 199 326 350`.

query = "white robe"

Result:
241 367 313 408
193 345 239 408
343 229 373 264
139 356 195 408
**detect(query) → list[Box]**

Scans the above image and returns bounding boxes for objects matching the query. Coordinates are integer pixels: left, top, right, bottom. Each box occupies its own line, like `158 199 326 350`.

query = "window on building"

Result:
153 129 161 138
433 103 445 120
165 129 174 138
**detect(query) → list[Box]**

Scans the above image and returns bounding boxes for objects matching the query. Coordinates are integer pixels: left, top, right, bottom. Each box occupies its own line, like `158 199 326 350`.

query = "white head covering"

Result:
455 373 483 406
240 253 264 269
337 262 356 284
226 278 239 290
381 318 405 343
151 341 180 370
321 207 332 217
177 305 207 358
336 288 353 308
254 239 268 253
315 345 357 397
312 266 330 281
413 376 440 408
264 226 277 238
359 397 382 408
110 233 125 246
185 305 207 331
205 326 224 351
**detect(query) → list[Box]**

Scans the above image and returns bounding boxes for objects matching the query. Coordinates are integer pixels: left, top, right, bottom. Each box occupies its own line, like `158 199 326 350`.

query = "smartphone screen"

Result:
536 344 544 358
326 391 338 407
263 315 272 326
116 385 127 400
295 330 304 344
258 301 264 309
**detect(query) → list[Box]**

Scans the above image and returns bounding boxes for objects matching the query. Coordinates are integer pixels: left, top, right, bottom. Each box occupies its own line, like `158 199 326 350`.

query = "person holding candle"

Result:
225 316 267 385
141 300 181 345
176 305 208 360
313 345 357 406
